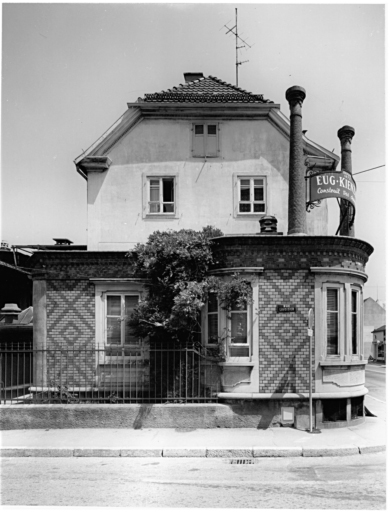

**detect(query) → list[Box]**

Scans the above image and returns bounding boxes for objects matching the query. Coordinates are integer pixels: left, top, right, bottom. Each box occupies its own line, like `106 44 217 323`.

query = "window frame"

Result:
93 281 148 365
227 300 251 361
202 285 254 363
103 292 142 360
233 174 268 218
205 292 219 347
192 122 219 158
349 285 362 359
147 176 175 216
317 276 364 363
325 285 342 357
237 177 267 215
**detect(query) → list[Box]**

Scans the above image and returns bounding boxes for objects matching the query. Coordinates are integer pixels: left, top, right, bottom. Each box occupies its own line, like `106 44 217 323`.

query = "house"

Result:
363 297 386 359
371 325 386 362
0 243 32 313
27 73 373 428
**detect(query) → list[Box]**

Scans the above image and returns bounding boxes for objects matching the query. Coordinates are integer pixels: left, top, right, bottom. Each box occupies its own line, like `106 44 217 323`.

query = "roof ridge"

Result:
142 74 273 104
207 75 253 95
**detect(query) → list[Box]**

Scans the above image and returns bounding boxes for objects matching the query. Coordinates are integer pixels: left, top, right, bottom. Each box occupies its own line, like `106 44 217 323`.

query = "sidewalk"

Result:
1 397 385 459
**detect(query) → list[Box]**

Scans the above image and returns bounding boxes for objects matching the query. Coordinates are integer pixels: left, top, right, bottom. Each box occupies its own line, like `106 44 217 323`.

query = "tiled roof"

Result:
140 76 273 104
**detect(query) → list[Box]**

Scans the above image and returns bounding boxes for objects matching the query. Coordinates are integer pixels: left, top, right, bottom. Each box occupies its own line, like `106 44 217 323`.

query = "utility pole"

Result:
224 8 251 87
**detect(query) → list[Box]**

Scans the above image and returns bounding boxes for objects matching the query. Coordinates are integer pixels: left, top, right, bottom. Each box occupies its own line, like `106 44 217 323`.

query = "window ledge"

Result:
319 360 367 367
145 214 177 219
218 362 255 367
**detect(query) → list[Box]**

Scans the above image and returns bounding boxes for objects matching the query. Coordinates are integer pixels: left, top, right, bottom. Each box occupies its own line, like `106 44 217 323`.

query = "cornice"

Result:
126 102 280 120
211 235 374 259
310 267 368 282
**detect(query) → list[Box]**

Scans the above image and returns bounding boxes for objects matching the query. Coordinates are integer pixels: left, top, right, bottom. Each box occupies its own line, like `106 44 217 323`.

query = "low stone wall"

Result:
0 400 308 430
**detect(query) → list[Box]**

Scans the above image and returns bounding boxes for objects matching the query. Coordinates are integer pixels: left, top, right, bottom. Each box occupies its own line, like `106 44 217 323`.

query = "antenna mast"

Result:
224 8 251 86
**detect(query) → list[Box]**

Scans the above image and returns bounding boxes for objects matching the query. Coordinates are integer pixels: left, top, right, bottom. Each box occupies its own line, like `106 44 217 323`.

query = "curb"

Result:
0 445 385 458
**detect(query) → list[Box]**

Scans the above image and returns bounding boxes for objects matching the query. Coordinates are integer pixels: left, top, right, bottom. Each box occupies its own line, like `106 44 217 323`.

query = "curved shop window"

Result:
312 269 365 363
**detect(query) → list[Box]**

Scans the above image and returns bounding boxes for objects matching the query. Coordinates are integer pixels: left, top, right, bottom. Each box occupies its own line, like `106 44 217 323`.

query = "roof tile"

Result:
140 75 273 104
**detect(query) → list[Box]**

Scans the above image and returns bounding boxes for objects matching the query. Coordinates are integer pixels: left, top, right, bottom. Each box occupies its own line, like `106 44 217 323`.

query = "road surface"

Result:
1 453 386 509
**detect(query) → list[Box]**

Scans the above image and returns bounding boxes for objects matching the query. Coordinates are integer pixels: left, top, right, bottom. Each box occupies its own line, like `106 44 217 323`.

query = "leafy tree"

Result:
128 226 252 352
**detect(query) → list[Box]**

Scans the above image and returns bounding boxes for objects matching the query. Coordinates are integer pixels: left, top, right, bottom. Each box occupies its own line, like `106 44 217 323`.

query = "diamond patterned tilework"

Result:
46 280 95 385
258 270 315 393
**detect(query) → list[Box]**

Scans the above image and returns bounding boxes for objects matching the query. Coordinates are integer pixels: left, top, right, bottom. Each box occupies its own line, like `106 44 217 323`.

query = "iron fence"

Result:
0 343 221 404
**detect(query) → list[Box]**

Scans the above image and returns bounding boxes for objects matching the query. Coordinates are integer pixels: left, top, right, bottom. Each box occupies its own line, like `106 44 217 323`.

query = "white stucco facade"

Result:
81 107 333 250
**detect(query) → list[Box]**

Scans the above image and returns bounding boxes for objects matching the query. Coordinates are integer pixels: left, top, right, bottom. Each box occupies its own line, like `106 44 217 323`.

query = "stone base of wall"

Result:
0 399 365 430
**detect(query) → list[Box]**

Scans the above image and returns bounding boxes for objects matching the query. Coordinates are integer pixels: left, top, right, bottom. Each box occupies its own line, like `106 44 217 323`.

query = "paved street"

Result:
365 364 386 402
1 453 386 509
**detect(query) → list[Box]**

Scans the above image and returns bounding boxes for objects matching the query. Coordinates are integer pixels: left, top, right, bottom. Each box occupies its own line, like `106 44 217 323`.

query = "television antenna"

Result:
224 8 252 87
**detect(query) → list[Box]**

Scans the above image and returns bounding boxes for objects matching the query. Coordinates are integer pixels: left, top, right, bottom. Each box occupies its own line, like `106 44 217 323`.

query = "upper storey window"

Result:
192 123 219 157
238 177 266 214
148 177 175 214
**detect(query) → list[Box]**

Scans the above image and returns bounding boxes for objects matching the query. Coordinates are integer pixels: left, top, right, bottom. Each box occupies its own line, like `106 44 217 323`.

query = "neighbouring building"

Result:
28 73 373 428
0 243 32 313
371 325 386 363
363 297 386 359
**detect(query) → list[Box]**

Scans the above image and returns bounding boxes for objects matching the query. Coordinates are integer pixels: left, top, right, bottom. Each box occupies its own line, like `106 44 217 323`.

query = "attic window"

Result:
192 123 219 157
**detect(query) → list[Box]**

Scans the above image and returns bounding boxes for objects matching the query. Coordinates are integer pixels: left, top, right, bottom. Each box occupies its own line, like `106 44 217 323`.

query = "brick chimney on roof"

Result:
286 86 307 236
337 126 355 237
184 72 204 83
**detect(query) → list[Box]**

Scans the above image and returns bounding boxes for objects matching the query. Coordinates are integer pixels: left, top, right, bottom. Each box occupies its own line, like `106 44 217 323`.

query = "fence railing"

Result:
0 343 221 404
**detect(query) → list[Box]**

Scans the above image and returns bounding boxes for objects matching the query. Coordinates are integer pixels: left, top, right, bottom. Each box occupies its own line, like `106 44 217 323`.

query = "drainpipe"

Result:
337 126 355 237
286 86 307 236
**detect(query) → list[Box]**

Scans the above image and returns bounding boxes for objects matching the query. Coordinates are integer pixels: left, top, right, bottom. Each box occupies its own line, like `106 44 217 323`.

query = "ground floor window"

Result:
105 294 140 354
203 290 252 362
321 280 363 361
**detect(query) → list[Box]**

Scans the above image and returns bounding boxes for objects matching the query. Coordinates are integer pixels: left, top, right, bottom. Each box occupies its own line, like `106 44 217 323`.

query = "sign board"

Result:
276 305 296 313
308 308 314 329
308 170 356 207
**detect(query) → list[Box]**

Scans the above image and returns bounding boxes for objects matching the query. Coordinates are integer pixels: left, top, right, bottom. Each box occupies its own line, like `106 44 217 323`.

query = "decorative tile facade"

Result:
258 270 314 393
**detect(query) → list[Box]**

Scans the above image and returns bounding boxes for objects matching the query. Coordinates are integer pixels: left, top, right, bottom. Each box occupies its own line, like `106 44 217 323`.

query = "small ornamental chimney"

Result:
53 238 73 246
337 126 355 237
286 86 307 236
1 303 21 324
258 215 282 235
183 72 204 83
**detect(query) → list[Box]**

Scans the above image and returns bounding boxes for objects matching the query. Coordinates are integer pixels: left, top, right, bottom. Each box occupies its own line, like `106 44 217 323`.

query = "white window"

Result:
228 300 250 359
206 292 219 346
238 177 266 214
147 177 175 214
192 123 219 157
104 294 141 356
326 288 340 356
319 280 363 361
351 289 359 355
203 293 252 361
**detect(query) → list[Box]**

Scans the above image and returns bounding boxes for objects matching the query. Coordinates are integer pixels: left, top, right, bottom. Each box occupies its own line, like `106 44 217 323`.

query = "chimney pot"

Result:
337 125 355 237
286 85 307 236
1 303 21 324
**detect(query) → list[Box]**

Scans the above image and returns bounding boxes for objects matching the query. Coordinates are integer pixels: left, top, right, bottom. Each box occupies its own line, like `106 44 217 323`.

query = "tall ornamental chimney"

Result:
337 126 355 237
286 86 307 236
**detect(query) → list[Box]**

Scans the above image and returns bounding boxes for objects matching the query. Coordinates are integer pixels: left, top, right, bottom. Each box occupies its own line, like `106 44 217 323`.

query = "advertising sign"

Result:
308 170 356 206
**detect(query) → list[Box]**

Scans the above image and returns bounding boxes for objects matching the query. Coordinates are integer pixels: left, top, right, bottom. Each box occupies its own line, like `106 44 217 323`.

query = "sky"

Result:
1 2 386 302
